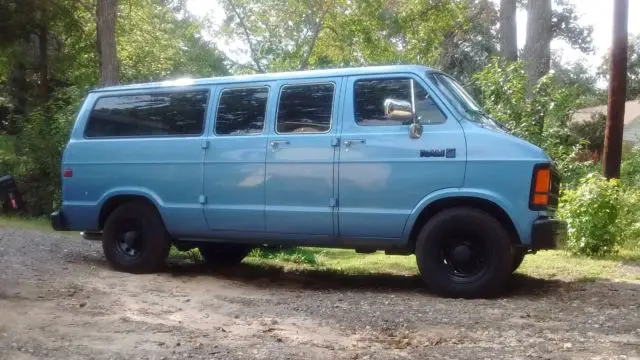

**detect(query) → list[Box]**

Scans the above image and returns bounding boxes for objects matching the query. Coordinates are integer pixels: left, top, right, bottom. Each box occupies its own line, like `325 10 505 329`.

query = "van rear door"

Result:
264 77 343 237
202 84 270 233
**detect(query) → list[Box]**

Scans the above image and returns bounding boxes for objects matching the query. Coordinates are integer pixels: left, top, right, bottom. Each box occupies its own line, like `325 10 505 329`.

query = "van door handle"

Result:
269 140 290 151
343 139 366 149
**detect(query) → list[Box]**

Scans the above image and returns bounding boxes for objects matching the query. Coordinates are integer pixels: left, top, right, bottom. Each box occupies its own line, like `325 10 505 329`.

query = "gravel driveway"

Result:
0 227 639 359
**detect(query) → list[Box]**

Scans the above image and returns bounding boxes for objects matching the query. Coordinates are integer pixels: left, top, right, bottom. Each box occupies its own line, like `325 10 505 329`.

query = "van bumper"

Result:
530 218 567 250
50 209 69 231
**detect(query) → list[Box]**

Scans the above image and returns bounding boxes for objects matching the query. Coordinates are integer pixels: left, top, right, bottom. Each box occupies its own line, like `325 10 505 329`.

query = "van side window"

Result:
276 83 334 134
85 90 209 138
354 78 446 126
215 87 269 136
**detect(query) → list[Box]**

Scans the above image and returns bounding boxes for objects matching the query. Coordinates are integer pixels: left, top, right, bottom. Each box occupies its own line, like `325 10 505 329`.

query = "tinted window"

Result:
354 78 446 126
277 83 334 133
215 87 269 135
85 90 209 138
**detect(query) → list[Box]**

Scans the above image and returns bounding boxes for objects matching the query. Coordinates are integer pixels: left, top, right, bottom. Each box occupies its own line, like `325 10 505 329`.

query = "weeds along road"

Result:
0 227 639 360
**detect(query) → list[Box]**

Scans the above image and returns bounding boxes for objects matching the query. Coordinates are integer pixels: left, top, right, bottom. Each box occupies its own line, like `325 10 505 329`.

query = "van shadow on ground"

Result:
162 259 570 298
72 251 640 299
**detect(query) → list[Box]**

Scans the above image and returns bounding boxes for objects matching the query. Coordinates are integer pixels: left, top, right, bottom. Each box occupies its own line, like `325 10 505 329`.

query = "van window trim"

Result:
82 87 211 140
274 81 337 135
213 85 271 137
351 74 448 128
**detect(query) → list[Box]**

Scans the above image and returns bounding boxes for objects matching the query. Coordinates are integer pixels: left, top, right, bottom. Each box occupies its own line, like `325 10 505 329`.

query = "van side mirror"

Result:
383 98 412 123
409 79 423 139
382 79 423 138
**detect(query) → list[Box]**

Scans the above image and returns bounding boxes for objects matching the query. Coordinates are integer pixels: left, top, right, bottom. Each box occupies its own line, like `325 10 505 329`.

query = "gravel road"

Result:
0 227 639 360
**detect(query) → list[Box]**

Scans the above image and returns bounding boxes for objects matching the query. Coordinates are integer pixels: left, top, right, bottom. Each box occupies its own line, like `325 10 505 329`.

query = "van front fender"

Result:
401 187 527 244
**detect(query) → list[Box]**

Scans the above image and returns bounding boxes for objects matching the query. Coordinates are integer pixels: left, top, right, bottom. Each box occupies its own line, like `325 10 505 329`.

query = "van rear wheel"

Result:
415 207 513 298
102 201 170 273
198 243 252 266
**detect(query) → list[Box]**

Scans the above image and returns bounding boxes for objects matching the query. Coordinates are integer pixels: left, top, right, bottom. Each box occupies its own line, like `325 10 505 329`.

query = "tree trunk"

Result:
96 0 119 86
523 0 552 90
37 1 49 103
499 0 518 61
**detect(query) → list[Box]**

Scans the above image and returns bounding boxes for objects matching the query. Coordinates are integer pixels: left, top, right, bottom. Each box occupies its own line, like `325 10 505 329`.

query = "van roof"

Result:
91 65 434 93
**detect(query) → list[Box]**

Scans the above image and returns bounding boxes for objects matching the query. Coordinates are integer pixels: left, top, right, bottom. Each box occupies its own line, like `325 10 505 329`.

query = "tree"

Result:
0 0 230 215
220 0 337 73
598 33 640 101
523 0 594 91
96 0 118 86
499 0 517 61
552 54 605 106
438 0 499 85
218 0 466 73
523 0 552 91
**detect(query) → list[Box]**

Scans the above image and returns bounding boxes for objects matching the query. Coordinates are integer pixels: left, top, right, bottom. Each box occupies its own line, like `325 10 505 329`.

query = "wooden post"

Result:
603 0 628 179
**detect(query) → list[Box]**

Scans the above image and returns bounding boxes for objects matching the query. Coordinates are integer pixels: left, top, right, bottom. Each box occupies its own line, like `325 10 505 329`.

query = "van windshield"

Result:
426 72 507 131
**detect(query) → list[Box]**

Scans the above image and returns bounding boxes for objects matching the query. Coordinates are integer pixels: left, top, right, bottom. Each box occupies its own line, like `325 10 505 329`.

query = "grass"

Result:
243 247 640 281
0 215 53 231
519 249 640 281
3 215 640 282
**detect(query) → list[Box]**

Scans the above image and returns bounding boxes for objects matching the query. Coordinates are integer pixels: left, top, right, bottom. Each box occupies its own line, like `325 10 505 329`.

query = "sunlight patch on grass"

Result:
518 250 640 281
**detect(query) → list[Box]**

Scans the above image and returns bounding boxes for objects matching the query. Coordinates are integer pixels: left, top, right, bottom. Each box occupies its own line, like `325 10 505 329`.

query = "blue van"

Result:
50 65 566 298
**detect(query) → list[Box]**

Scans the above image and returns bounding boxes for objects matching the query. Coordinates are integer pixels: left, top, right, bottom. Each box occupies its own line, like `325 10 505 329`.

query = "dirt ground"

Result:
0 228 639 360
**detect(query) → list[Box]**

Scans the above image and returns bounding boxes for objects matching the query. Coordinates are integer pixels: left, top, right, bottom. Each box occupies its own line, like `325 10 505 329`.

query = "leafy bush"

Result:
617 189 640 250
621 146 640 188
558 174 622 256
553 144 601 188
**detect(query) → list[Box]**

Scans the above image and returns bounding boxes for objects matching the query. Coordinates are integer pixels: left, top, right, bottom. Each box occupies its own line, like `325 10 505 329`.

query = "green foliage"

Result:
473 58 585 176
219 0 467 72
568 112 605 153
598 33 640 101
621 146 640 188
553 145 600 187
0 0 230 215
558 174 622 257
551 56 606 107
550 0 594 54
118 0 228 82
617 189 640 250
11 87 84 215
249 247 318 265
437 0 499 85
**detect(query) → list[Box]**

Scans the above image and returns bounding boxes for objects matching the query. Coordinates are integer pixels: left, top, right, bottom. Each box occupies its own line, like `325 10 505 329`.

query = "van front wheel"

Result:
102 201 170 273
415 207 513 298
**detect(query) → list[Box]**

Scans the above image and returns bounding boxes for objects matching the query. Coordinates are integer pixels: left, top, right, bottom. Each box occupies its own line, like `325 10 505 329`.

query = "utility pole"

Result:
603 0 628 179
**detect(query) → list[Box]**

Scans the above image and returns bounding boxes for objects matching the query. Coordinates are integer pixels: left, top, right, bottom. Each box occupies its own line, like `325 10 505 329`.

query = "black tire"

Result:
102 201 170 273
198 243 252 266
512 249 527 273
415 207 513 298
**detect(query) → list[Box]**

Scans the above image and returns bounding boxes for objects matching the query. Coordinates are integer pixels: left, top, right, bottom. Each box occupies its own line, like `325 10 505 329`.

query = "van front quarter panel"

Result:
457 120 551 246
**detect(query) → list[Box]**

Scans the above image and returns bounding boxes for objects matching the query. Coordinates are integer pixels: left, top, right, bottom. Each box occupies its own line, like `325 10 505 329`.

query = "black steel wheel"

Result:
102 201 170 273
415 207 513 298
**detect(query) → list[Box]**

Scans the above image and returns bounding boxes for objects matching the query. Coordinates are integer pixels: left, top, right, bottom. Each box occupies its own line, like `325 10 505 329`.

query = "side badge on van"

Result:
420 148 456 158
